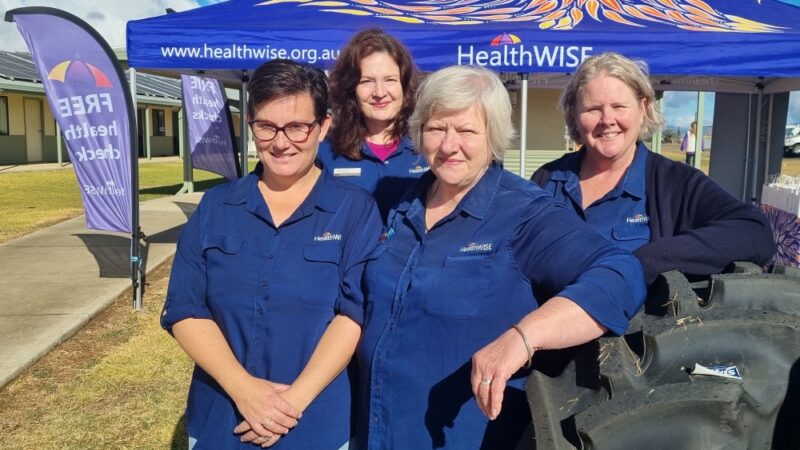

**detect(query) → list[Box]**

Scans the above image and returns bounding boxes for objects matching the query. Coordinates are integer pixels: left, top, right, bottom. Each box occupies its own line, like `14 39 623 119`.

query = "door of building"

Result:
24 98 43 163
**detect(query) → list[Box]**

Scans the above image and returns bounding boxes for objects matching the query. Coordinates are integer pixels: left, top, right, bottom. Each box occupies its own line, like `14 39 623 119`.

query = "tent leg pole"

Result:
519 74 528 178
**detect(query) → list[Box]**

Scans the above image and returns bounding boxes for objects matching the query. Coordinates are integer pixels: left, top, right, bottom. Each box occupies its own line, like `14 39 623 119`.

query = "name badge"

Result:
333 167 362 177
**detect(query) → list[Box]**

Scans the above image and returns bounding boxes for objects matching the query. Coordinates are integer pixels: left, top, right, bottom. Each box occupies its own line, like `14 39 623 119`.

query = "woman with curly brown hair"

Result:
317 28 427 220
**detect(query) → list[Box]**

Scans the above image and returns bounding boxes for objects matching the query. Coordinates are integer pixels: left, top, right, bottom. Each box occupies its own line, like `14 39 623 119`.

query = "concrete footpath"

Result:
0 191 203 388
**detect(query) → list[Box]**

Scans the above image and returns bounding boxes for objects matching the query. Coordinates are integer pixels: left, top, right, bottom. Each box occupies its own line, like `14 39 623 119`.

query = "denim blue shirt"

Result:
541 143 650 252
317 136 429 221
162 164 382 450
355 165 646 449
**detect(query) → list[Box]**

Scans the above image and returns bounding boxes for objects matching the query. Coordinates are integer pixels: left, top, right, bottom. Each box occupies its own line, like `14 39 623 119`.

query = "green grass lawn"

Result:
0 159 256 244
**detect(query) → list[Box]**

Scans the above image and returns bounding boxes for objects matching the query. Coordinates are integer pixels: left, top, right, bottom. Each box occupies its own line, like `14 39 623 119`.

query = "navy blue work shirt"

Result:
317 136 429 221
355 165 646 449
162 163 382 450
541 143 651 252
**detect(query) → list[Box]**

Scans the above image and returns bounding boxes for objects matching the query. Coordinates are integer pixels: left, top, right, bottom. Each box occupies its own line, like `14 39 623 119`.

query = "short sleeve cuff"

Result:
160 294 214 332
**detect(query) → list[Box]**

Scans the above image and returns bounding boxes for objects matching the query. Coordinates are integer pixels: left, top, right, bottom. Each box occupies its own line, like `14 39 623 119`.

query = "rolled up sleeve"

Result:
161 197 213 332
334 195 382 325
513 198 646 335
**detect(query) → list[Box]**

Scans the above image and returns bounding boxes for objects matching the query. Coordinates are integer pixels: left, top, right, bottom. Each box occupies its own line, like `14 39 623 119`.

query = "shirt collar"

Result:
619 142 648 200
395 163 501 221
223 162 340 215
459 163 501 220
549 149 584 182
548 143 647 200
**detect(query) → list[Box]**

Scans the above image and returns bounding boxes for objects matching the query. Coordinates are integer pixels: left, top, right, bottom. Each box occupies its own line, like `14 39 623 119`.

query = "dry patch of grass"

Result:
659 143 710 174
0 161 226 245
780 156 800 177
659 142 800 178
0 258 193 450
0 170 85 243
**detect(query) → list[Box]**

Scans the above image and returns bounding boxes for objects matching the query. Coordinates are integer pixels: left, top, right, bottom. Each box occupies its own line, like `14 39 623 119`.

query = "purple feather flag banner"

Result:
13 12 133 232
181 74 239 181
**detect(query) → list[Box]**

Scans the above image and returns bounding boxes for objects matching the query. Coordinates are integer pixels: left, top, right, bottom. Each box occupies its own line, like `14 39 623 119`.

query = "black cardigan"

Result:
531 148 776 285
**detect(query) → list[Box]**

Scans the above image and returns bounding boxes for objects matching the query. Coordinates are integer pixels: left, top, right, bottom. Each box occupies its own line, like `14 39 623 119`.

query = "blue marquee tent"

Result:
128 0 800 88
126 0 800 199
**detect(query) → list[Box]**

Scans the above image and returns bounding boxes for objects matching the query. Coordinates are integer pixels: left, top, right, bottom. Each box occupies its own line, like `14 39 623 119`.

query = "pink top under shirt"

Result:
366 140 399 162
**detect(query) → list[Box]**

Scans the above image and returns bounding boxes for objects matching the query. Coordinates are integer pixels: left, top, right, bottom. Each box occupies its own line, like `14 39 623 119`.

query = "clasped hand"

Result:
232 377 302 448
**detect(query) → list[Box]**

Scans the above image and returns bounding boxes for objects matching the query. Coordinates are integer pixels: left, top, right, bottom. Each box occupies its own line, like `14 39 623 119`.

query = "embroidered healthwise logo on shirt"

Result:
626 214 650 225
313 231 342 242
409 165 429 175
460 242 493 253
379 227 395 242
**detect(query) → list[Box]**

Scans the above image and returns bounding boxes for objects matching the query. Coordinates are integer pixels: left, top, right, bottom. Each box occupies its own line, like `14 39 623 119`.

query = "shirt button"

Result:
373 415 380 423
254 339 260 345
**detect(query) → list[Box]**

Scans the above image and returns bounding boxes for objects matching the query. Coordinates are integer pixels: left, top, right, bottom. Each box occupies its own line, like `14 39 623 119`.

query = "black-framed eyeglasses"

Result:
248 118 321 143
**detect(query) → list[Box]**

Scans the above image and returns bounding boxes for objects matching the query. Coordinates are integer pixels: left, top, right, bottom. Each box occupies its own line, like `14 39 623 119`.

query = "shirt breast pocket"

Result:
203 235 244 270
301 243 341 307
424 255 493 320
202 235 246 299
612 225 649 242
611 224 649 252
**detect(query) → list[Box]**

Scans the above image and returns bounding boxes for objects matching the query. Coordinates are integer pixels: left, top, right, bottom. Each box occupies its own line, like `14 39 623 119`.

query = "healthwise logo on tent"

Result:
457 33 592 70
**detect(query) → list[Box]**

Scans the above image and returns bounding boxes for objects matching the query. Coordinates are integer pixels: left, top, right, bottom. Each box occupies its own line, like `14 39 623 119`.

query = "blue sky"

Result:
0 0 797 129
663 91 800 129
662 91 716 129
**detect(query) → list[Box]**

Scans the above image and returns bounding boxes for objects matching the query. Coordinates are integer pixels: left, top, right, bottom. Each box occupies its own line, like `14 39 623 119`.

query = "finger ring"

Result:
480 378 492 386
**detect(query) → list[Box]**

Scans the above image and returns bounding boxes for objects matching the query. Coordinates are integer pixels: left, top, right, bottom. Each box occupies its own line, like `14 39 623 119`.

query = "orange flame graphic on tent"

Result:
257 0 783 32
47 60 112 88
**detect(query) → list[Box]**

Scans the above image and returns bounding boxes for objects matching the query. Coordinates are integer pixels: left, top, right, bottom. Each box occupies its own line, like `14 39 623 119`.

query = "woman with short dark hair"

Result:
163 59 381 449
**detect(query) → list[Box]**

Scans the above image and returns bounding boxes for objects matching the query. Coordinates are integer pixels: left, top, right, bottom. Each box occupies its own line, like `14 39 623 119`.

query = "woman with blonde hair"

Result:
532 52 774 285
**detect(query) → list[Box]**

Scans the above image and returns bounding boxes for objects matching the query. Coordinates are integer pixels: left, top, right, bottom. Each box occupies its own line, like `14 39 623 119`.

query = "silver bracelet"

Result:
511 324 534 369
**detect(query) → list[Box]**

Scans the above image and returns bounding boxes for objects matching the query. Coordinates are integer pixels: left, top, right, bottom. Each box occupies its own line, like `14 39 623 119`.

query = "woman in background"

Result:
318 28 427 220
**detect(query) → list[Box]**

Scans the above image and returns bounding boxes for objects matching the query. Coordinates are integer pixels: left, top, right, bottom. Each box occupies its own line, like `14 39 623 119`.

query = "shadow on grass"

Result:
171 201 199 221
74 234 141 279
171 413 189 450
73 215 195 280
140 178 228 197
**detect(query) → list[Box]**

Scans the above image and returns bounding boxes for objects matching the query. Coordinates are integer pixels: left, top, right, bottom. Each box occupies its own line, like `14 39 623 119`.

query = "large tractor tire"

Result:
524 266 800 450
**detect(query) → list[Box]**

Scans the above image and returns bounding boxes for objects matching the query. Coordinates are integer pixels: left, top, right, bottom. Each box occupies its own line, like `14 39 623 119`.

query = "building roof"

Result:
0 49 182 106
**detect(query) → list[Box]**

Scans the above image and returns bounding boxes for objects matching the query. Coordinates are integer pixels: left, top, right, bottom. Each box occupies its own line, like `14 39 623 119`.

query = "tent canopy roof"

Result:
127 0 800 93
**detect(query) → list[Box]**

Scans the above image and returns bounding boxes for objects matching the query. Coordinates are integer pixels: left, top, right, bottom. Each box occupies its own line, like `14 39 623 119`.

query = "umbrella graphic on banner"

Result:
47 60 114 87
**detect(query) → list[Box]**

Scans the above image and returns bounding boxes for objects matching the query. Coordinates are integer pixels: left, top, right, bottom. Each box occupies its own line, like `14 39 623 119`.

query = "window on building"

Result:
152 109 166 136
0 97 8 136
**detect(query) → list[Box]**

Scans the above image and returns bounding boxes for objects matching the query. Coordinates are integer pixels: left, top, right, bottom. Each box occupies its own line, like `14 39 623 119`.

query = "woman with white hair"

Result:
532 52 774 286
354 65 646 449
